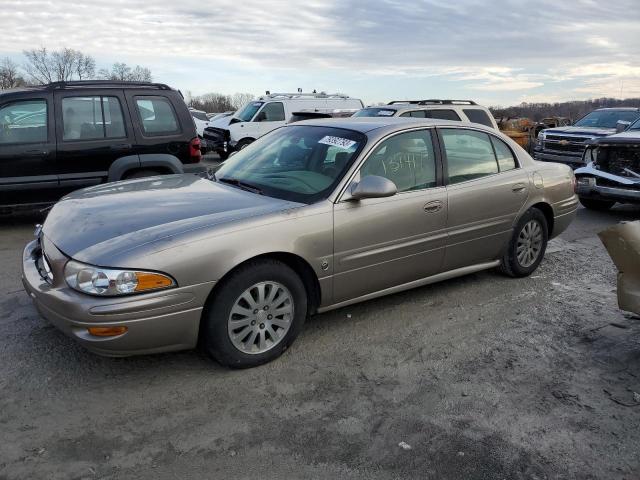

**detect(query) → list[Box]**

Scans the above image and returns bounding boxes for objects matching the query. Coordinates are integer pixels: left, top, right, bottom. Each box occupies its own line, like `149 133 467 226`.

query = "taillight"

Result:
189 137 202 163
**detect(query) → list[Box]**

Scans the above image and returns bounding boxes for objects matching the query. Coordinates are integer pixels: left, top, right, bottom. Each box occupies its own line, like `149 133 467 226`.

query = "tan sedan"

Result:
22 118 578 367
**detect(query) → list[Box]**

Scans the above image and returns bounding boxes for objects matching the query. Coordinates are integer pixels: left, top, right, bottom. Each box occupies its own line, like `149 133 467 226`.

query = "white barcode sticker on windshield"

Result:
377 110 395 116
318 136 357 149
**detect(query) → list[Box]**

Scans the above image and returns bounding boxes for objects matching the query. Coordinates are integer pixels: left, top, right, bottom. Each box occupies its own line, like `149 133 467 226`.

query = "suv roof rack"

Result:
46 80 173 91
388 99 477 106
260 92 351 100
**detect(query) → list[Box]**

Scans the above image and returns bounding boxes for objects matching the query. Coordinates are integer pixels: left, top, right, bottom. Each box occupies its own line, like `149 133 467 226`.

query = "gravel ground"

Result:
1 205 639 480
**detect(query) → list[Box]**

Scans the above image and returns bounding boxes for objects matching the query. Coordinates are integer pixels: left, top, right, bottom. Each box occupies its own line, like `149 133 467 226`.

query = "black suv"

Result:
0 81 205 210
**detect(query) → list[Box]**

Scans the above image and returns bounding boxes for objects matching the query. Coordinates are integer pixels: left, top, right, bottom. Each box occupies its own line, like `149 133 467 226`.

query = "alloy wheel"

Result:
516 219 543 268
227 281 294 354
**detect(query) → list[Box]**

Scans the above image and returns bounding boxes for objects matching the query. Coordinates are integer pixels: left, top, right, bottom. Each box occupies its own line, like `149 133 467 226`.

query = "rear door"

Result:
332 128 447 303
0 94 59 205
438 127 529 270
54 89 133 193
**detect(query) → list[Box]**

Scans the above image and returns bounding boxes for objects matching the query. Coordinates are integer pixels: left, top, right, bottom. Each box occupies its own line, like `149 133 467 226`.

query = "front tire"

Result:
201 259 308 368
579 197 615 211
236 138 254 151
500 208 548 278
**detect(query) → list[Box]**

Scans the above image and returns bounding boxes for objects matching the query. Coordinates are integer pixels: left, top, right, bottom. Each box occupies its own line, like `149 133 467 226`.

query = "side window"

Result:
62 96 126 141
426 109 461 121
441 129 499 184
491 136 517 171
400 110 427 118
0 99 47 144
258 102 285 122
463 109 494 127
135 97 179 135
360 129 437 193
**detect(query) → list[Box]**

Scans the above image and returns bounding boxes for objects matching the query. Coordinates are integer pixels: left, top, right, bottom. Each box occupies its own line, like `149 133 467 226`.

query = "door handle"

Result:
24 149 48 156
511 183 526 192
424 200 443 213
110 143 132 151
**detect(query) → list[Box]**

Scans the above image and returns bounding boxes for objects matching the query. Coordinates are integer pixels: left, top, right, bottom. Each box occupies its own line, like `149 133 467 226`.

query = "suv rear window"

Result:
463 109 494 127
0 99 47 144
62 96 125 140
135 97 179 135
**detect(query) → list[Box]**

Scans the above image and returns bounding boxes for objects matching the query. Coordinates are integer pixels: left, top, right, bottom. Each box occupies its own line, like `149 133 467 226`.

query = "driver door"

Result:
332 128 447 303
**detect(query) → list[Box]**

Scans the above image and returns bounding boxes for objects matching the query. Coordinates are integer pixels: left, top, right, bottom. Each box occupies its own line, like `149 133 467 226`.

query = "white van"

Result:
204 92 363 159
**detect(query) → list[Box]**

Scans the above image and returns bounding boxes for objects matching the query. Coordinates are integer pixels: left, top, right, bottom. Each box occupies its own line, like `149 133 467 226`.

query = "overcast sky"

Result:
1 0 639 106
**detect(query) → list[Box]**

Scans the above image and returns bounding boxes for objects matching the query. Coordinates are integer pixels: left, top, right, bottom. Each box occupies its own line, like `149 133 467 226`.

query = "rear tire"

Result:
500 208 548 278
123 169 164 179
201 259 308 368
579 197 615 211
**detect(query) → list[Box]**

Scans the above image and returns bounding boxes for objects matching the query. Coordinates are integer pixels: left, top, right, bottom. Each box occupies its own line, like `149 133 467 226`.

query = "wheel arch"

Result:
108 154 184 182
529 201 554 236
204 251 322 316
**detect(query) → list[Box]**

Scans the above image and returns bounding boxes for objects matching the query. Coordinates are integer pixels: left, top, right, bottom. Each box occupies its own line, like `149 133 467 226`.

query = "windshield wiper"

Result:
218 177 264 195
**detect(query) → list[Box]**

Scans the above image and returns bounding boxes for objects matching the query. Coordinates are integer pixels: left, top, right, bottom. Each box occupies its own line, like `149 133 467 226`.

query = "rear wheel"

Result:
201 259 308 368
500 208 548 278
579 197 615 211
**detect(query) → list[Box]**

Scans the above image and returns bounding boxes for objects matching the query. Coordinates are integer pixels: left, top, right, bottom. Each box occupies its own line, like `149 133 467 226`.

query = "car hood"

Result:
43 174 303 263
543 126 615 137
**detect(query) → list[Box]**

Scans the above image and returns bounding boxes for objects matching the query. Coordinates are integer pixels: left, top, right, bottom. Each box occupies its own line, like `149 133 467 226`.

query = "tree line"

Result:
490 97 640 122
0 47 152 89
186 92 255 114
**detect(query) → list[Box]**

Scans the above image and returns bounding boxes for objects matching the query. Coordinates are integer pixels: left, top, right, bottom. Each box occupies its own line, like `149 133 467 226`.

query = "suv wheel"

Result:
201 259 308 368
500 208 548 278
579 197 615 211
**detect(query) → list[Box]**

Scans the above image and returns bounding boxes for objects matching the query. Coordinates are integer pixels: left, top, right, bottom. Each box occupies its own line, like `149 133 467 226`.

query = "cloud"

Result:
0 0 639 104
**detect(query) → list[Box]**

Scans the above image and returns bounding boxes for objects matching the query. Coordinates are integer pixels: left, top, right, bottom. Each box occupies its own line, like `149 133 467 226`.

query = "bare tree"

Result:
23 47 95 84
231 93 255 110
0 58 25 89
99 63 152 82
189 93 236 113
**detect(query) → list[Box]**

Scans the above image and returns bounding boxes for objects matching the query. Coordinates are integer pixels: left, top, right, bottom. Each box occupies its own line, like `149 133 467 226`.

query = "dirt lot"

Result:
1 205 639 480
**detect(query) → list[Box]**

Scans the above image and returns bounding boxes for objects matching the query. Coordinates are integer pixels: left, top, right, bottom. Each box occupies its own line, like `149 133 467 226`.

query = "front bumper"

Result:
533 151 585 169
575 164 640 204
22 238 215 357
203 128 230 153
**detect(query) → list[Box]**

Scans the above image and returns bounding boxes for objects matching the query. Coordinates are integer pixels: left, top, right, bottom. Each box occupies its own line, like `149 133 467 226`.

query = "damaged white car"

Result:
575 123 640 210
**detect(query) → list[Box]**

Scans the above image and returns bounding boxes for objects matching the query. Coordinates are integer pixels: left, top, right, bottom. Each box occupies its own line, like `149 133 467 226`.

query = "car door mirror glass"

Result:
616 120 631 133
350 175 397 200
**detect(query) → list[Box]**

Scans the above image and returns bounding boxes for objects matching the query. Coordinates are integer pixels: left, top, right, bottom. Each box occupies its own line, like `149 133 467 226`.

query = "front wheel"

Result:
579 197 615 211
235 138 254 151
500 208 548 278
201 259 308 368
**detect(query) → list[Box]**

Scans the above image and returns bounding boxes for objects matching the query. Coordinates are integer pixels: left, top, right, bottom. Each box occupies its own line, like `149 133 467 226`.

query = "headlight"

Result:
64 260 175 296
536 131 545 147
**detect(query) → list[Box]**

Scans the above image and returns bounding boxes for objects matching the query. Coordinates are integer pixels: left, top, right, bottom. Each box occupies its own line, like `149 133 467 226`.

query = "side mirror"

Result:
350 175 397 200
616 120 631 133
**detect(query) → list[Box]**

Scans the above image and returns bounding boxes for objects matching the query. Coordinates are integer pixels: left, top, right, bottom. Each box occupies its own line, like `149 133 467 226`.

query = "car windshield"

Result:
215 125 366 204
352 108 397 118
574 110 640 128
235 102 264 122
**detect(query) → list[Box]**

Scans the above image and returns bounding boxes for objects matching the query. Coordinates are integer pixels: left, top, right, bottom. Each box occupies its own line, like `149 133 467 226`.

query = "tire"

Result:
201 259 308 368
236 138 254 151
123 169 164 179
579 197 615 211
500 208 549 278
217 150 229 161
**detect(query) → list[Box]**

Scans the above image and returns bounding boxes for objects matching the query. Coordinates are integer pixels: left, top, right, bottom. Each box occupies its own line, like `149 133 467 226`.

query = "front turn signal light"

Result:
135 272 174 292
87 326 128 337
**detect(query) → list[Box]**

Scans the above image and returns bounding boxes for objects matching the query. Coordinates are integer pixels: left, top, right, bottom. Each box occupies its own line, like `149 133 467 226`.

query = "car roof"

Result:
594 107 640 111
0 81 175 97
288 116 488 133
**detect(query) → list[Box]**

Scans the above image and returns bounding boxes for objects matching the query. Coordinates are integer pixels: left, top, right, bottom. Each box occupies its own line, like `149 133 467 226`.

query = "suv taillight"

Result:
189 137 202 163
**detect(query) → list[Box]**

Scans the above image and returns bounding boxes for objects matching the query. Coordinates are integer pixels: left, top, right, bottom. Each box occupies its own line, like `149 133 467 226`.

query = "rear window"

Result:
463 109 494 127
352 108 397 117
62 96 126 141
135 97 180 135
399 110 427 118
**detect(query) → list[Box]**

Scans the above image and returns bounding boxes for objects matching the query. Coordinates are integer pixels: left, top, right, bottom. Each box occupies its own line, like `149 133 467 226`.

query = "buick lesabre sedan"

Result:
23 118 578 368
